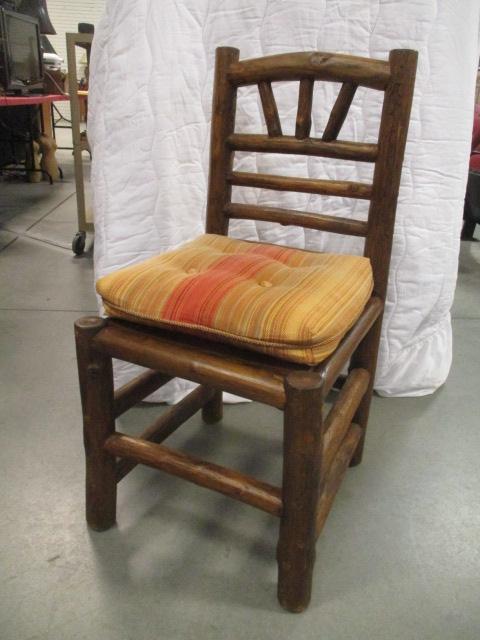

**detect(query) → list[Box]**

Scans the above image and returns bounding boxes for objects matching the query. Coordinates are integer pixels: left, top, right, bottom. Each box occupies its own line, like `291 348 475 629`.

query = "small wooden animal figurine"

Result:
38 133 61 181
27 139 42 183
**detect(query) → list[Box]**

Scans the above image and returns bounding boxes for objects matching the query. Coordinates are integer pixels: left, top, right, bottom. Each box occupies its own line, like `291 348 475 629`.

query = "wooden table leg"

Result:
40 102 54 139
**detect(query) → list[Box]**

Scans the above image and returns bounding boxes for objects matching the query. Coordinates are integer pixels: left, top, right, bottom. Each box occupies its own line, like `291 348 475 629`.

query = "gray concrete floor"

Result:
1 147 479 639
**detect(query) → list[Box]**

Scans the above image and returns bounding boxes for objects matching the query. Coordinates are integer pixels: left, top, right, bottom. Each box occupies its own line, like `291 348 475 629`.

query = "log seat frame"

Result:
75 47 417 613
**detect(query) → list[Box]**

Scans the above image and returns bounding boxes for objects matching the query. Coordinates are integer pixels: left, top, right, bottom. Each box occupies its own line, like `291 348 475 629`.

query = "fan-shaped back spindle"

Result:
206 47 418 304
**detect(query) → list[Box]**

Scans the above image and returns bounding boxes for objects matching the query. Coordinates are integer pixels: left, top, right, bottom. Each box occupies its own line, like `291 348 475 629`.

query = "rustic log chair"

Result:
75 47 417 612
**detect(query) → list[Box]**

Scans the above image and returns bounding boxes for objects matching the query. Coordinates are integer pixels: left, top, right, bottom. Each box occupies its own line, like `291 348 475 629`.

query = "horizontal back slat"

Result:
228 133 378 162
225 203 368 237
228 171 373 200
207 47 416 254
228 52 390 90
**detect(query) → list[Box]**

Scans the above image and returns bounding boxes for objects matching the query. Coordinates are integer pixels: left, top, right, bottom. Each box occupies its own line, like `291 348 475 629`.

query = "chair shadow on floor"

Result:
85 398 393 613
87 409 285 611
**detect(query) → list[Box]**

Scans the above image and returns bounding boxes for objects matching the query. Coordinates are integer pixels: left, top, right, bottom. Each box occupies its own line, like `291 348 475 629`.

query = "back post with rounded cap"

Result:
75 46 417 612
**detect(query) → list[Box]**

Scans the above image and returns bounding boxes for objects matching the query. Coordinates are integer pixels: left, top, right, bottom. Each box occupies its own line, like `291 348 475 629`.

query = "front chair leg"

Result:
202 389 223 424
75 317 117 531
277 371 324 613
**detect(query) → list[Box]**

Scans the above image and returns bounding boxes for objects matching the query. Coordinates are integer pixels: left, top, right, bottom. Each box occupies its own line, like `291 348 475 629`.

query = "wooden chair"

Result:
75 47 417 612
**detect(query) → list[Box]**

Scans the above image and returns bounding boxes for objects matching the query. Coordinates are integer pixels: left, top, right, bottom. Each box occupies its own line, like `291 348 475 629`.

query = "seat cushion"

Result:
96 234 373 365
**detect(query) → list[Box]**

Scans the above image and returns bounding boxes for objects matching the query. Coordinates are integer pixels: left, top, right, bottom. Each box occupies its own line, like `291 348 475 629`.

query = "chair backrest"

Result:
205 48 417 301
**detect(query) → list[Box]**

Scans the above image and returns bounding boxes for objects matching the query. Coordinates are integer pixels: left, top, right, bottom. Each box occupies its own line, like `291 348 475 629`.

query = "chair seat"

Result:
96 234 373 365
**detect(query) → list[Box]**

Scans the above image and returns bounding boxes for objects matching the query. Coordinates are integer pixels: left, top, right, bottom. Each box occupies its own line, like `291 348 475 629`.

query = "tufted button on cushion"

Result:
96 234 373 365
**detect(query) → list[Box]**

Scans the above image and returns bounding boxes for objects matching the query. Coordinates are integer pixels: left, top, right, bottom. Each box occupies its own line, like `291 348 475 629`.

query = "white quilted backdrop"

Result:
88 0 480 401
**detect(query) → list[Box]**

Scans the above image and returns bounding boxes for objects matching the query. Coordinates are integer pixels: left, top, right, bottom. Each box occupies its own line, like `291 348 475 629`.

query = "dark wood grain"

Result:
350 49 418 466
348 318 382 468
322 368 369 475
225 202 368 237
116 385 215 481
75 47 418 613
316 423 362 537
317 296 383 395
295 78 314 139
366 50 417 300
93 320 287 409
228 171 372 199
205 47 239 235
114 369 171 418
228 51 390 90
227 133 378 162
202 389 223 424
75 317 116 531
322 82 357 142
106 433 282 516
331 373 347 390
258 81 282 137
277 371 323 613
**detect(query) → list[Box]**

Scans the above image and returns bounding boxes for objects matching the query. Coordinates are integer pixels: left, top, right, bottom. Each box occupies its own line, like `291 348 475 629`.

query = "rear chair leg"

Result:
202 390 223 424
349 317 382 467
75 317 117 531
277 372 323 613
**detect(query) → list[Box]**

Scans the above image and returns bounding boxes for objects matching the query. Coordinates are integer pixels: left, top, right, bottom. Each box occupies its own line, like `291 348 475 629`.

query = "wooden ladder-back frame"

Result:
206 47 417 301
75 47 417 614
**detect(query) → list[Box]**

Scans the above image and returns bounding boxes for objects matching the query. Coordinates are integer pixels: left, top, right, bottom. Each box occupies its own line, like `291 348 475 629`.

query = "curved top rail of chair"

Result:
227 51 391 90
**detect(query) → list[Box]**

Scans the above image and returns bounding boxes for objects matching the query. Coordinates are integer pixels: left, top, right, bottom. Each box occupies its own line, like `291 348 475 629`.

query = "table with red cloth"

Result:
0 93 69 179
0 93 69 140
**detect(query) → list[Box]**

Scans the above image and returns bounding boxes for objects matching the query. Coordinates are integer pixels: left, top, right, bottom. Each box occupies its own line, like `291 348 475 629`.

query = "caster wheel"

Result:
72 232 86 255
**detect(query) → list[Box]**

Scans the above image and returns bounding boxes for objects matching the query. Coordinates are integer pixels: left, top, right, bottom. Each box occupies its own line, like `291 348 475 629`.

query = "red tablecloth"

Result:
0 93 69 107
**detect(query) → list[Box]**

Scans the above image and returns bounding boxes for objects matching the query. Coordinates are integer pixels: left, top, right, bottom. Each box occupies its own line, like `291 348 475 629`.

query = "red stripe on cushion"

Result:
162 254 267 325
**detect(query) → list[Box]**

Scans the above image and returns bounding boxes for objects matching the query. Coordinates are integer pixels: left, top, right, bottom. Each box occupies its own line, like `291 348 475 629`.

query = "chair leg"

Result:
75 317 117 531
349 316 382 467
202 390 223 424
277 372 323 613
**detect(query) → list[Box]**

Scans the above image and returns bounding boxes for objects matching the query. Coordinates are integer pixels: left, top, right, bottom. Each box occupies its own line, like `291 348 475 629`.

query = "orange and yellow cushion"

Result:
96 234 373 365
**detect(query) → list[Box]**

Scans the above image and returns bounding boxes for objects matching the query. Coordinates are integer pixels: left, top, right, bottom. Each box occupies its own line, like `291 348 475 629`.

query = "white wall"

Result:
47 0 105 67
45 0 105 119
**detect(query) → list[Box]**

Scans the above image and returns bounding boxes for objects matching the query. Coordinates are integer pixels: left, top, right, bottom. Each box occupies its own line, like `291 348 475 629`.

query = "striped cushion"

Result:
96 234 373 365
